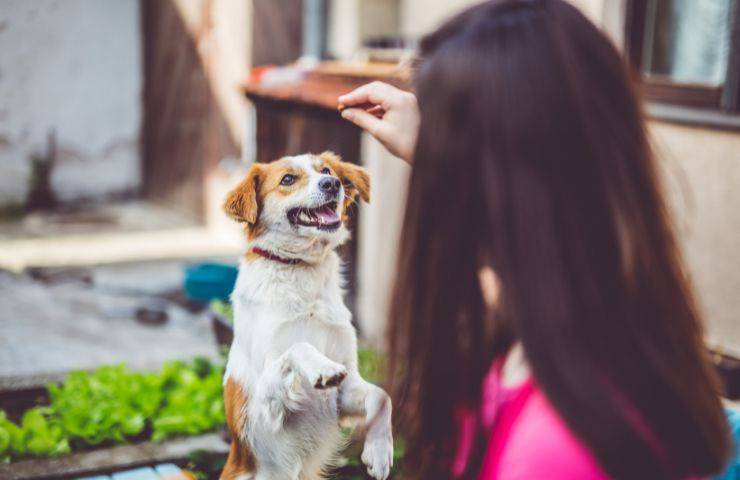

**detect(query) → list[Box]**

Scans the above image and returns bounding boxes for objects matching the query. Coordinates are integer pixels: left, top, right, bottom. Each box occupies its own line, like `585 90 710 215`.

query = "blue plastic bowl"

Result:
183 262 238 302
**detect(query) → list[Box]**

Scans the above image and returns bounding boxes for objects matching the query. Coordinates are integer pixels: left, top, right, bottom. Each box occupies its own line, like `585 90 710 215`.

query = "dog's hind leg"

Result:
221 378 257 480
221 440 256 480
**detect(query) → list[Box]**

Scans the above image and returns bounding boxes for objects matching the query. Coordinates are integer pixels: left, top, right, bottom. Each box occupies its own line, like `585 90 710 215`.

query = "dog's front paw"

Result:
361 434 393 480
304 359 347 390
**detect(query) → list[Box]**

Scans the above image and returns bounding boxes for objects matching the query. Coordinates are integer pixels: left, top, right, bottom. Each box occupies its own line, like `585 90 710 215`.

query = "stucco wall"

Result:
358 0 740 353
0 0 142 205
651 123 740 355
357 135 411 345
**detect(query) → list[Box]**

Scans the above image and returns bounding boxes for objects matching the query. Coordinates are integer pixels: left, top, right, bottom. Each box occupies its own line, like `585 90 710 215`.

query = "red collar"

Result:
251 247 304 265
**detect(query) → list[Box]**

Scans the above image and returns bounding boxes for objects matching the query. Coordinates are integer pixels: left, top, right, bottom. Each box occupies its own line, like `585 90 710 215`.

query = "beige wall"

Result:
400 0 604 36
359 0 740 354
357 136 411 345
328 0 400 60
400 0 479 36
651 123 740 355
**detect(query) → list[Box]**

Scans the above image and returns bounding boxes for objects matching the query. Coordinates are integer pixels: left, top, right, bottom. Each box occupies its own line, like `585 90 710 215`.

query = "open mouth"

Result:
287 201 341 231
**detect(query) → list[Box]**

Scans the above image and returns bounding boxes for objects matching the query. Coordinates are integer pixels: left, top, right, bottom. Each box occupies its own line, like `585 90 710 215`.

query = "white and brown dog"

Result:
220 152 393 480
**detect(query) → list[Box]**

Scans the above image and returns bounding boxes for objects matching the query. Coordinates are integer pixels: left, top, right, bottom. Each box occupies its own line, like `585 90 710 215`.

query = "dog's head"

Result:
224 152 370 251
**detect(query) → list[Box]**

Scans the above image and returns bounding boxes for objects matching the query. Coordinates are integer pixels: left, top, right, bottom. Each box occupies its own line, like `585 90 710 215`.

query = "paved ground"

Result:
0 258 232 380
0 200 244 380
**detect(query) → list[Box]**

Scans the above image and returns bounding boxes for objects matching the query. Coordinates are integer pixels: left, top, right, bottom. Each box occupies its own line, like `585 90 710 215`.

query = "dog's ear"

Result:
319 151 370 204
224 164 264 224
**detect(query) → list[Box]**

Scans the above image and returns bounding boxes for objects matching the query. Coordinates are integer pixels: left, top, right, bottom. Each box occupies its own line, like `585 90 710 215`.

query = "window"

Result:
626 0 740 113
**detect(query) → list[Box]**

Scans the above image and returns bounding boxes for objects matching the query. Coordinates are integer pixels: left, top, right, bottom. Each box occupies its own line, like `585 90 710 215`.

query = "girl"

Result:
339 0 731 478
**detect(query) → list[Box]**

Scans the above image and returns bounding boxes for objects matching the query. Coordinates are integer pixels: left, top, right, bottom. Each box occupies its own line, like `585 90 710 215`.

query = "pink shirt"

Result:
453 363 608 479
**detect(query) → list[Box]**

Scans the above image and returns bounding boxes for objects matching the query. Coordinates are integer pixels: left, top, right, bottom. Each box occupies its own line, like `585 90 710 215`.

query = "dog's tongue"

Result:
316 205 340 224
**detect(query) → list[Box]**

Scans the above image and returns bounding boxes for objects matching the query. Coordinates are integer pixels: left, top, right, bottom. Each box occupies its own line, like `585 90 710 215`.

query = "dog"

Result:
220 152 393 480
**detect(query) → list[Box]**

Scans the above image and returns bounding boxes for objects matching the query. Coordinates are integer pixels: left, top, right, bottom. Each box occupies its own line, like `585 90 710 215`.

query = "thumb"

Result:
341 108 386 138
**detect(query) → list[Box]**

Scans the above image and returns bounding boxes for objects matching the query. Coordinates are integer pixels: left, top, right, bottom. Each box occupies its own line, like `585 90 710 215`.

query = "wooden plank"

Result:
0 433 228 480
243 69 408 111
140 0 239 220
641 78 723 109
252 0 303 66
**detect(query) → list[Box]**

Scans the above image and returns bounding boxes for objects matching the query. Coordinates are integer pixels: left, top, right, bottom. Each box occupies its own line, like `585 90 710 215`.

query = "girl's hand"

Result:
338 82 420 164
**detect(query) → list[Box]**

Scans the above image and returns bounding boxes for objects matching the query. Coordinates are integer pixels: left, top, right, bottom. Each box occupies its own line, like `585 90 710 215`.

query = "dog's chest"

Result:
276 316 347 357
256 295 353 360
232 258 355 360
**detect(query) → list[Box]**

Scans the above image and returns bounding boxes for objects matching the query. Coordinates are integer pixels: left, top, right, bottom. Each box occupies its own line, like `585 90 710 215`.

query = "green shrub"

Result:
0 358 224 462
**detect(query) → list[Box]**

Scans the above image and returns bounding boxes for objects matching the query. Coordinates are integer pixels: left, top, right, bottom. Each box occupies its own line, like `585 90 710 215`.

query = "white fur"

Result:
225 155 393 480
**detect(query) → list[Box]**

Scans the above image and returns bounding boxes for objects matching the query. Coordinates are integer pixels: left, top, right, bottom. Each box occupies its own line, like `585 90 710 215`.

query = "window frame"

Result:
624 0 740 113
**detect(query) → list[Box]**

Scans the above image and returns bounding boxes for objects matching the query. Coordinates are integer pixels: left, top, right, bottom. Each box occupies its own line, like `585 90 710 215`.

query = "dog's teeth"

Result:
299 212 311 223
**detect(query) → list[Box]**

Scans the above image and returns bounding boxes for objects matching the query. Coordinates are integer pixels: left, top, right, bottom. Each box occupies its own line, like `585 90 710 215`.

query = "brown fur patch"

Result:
244 249 263 262
224 164 264 225
246 222 267 242
221 377 256 479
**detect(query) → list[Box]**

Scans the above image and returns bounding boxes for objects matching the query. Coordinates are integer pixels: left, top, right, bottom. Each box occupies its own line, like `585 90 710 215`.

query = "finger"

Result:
367 105 385 117
338 82 398 111
338 83 377 106
338 101 385 118
337 101 376 112
341 108 387 137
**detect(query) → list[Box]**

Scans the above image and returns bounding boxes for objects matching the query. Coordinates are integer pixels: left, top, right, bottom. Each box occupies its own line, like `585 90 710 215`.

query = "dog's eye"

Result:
280 174 296 186
321 167 331 175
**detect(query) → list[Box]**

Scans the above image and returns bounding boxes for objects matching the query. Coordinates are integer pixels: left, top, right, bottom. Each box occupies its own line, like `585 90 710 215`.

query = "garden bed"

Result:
0 300 399 479
0 358 227 478
0 433 227 480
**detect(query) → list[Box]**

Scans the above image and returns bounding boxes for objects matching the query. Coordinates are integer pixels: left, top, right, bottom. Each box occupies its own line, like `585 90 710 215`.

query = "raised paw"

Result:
302 358 348 390
313 361 347 389
361 434 393 480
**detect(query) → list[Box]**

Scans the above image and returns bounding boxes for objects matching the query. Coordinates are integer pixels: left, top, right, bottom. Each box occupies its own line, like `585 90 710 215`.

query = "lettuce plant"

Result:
0 358 224 462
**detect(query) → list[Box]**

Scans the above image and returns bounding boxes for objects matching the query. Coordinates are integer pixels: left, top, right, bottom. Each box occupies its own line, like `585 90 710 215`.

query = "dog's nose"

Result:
319 177 341 195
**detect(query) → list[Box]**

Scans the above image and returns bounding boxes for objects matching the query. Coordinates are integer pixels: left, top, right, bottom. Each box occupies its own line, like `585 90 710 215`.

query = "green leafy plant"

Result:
0 358 224 462
151 359 225 441
210 299 233 320
357 348 384 385
0 408 70 462
48 366 162 446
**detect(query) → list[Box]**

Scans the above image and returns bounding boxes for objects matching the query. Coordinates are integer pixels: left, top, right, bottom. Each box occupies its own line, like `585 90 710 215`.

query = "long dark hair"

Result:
387 1 731 478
